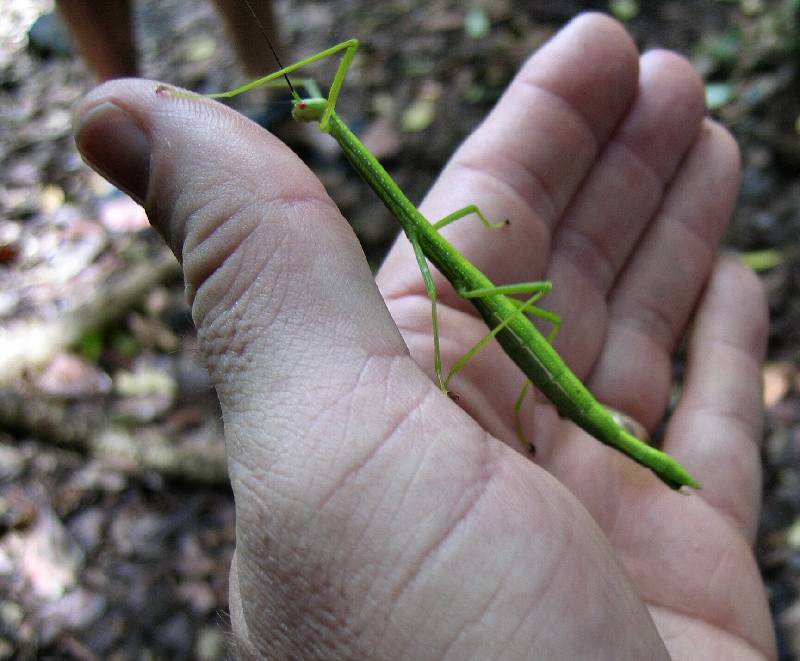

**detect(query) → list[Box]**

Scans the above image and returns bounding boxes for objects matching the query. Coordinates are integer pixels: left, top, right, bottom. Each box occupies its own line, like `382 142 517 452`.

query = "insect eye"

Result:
298 102 307 109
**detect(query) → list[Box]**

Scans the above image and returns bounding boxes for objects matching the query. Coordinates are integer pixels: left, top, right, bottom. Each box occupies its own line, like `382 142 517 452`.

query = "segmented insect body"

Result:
201 37 700 490
323 110 697 490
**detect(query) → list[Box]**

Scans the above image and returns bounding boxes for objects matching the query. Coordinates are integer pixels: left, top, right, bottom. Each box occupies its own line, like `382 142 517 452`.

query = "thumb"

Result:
73 76 438 441
73 78 407 409
73 78 449 521
70 78 499 652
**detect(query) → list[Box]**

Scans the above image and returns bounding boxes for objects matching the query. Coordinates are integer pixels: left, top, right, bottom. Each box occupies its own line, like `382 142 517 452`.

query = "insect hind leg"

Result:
509 304 561 453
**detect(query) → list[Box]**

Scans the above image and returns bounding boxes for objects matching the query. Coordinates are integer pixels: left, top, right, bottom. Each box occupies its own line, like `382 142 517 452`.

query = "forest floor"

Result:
2 0 800 658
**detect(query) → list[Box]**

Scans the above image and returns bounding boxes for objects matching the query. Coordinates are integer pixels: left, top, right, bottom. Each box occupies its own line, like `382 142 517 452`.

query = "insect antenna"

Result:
241 0 297 98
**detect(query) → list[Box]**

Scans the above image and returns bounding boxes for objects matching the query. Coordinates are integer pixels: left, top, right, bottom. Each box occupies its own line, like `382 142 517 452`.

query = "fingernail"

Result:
75 102 151 204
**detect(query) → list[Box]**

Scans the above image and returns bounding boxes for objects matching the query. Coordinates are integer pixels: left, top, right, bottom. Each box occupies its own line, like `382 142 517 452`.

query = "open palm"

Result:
75 13 774 660
378 13 773 659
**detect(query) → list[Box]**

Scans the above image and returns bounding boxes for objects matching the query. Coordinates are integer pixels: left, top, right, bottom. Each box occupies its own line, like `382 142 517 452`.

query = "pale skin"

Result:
73 14 775 661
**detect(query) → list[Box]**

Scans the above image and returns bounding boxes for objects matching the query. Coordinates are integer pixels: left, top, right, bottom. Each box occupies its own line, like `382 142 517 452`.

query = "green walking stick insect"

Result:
176 34 700 490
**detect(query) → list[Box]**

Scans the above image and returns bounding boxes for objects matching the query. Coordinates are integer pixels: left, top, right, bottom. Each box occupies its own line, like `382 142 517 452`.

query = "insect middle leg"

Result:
409 237 555 398
446 282 556 389
432 204 508 231
454 284 561 451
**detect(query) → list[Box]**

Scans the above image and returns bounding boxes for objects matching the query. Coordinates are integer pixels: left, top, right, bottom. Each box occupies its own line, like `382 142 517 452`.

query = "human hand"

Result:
73 13 775 660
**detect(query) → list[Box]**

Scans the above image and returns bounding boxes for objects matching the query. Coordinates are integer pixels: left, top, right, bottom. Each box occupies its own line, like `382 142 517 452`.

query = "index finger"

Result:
378 13 640 297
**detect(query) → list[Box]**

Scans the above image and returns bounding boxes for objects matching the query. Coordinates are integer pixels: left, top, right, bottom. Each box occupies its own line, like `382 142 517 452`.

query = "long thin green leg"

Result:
461 282 552 299
407 205 512 392
206 38 359 132
410 237 446 391
507 297 561 334
444 281 554 389
433 205 508 231
207 39 359 116
513 310 561 452
449 281 562 451
210 76 324 99
513 380 534 450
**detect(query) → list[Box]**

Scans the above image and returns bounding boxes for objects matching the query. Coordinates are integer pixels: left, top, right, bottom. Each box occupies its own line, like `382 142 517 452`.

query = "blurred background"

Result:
1 0 799 658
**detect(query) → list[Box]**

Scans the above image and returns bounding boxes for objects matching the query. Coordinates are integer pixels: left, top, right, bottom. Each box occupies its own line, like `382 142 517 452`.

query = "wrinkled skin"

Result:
73 14 775 661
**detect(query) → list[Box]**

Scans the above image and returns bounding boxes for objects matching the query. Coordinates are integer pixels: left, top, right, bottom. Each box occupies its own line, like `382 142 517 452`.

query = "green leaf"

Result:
705 82 735 109
609 0 639 21
465 8 490 39
738 248 796 271
76 330 103 361
401 98 436 132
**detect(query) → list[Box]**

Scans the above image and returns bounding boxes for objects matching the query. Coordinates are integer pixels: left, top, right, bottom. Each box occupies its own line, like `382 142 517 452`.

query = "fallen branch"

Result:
0 251 182 388
0 391 228 484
